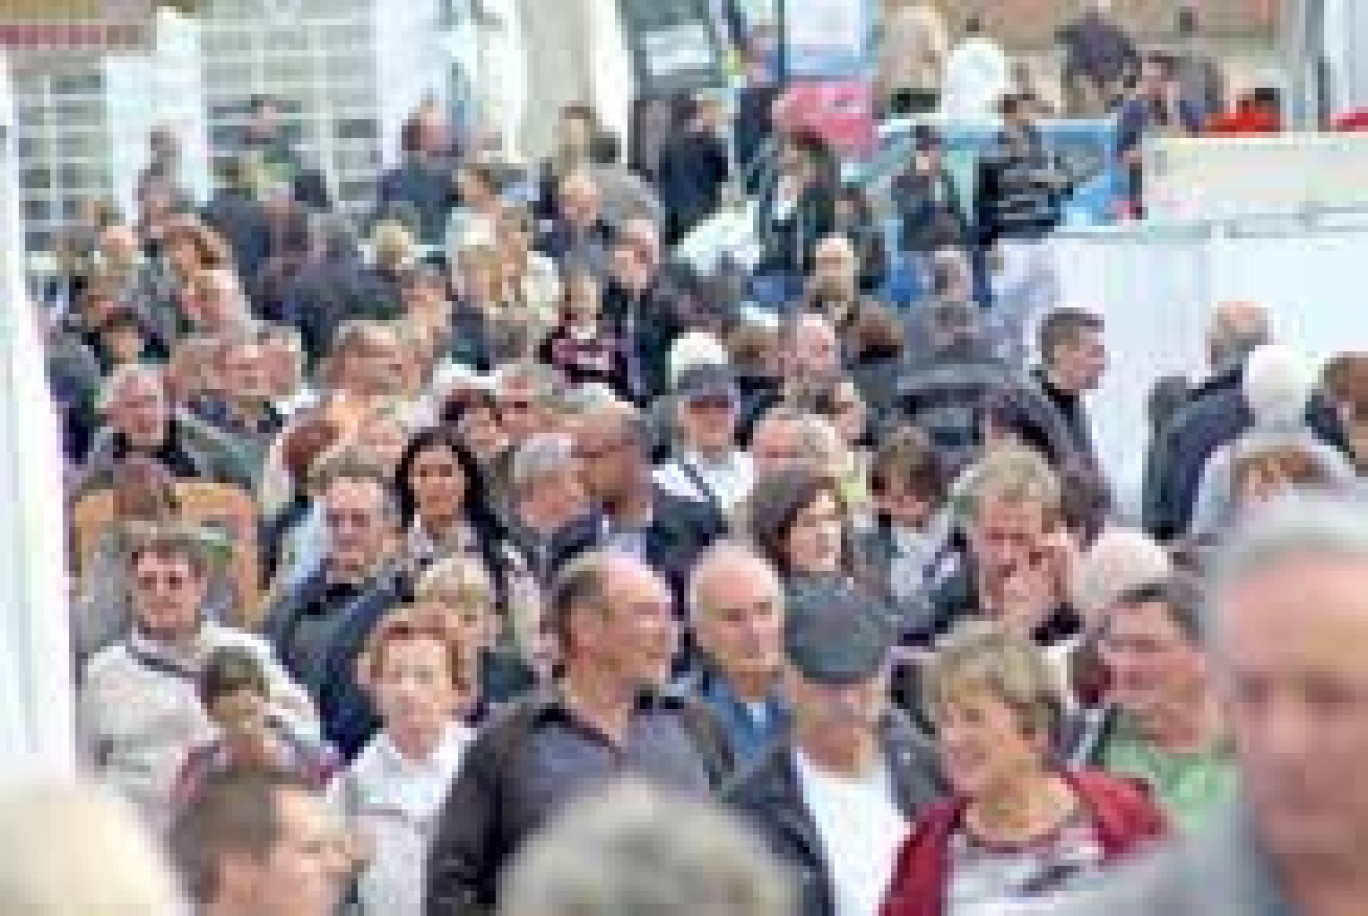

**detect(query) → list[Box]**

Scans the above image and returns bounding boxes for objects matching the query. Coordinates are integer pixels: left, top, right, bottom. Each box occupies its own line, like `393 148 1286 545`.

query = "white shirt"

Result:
795 751 909 916
654 450 755 513
941 36 1010 119
332 723 474 916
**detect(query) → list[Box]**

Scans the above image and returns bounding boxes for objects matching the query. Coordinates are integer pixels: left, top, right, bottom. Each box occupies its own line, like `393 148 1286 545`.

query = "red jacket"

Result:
880 769 1166 916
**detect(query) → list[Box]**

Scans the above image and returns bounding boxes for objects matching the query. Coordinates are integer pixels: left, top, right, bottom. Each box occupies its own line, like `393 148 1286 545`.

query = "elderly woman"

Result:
881 620 1165 916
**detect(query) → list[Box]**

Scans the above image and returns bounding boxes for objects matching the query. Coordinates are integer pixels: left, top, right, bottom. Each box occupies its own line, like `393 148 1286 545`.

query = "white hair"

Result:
1243 344 1318 427
669 332 730 389
687 541 784 625
98 362 162 414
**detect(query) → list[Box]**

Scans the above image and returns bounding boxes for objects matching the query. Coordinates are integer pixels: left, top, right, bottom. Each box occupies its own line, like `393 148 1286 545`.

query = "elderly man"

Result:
193 328 287 480
683 543 789 765
78 525 316 827
1064 574 1235 833
538 169 615 271
803 234 899 362
558 402 726 597
79 363 255 495
654 365 755 517
1054 493 1368 915
748 406 839 479
725 580 944 916
506 432 591 589
261 457 406 758
1144 302 1346 540
425 551 732 916
170 771 351 916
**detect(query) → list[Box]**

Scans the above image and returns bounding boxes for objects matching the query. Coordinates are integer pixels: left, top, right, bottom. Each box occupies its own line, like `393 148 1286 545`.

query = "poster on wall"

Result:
783 0 875 80
619 0 726 97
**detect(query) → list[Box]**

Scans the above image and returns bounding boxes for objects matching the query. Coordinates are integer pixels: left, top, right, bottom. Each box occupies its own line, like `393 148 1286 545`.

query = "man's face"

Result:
1102 600 1206 723
1215 555 1368 870
576 560 678 689
522 466 587 530
787 667 887 742
222 344 273 403
100 227 139 268
559 179 600 229
558 114 593 157
1052 328 1108 393
790 319 841 380
322 478 392 583
812 240 858 301
969 497 1049 580
750 418 805 477
339 334 406 398
110 376 169 449
496 378 544 446
679 395 738 455
694 559 785 685
570 416 642 505
248 788 351 916
132 551 206 643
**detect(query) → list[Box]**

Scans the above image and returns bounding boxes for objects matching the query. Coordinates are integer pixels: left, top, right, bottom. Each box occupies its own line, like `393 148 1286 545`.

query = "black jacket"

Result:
723 710 946 916
547 487 728 603
892 166 971 254
657 127 731 245
283 251 397 363
376 155 459 246
602 279 685 405
974 127 1065 246
758 179 836 276
424 687 733 916
203 187 272 287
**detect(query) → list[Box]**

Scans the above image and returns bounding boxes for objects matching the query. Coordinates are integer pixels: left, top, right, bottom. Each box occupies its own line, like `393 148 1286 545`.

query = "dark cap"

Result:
784 580 895 685
675 364 739 403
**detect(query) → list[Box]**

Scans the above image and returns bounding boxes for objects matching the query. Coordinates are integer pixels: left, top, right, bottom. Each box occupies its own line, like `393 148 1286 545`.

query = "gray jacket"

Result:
1049 804 1296 916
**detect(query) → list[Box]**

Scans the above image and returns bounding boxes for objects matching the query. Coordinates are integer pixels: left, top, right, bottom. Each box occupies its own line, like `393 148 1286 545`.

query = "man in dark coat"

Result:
202 154 272 291
601 223 686 406
375 107 460 246
725 581 944 916
656 93 731 245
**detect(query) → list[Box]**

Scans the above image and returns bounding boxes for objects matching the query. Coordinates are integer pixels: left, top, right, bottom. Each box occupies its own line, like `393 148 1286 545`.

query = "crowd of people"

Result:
15 3 1368 916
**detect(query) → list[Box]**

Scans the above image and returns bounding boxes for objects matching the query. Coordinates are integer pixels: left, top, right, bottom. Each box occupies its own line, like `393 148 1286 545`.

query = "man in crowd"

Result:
538 170 614 271
654 364 755 517
170 771 350 916
1034 307 1108 474
194 328 288 480
920 444 1080 648
79 525 316 826
683 543 789 765
1058 0 1139 116
1117 52 1204 212
804 234 899 366
603 220 687 405
1066 574 1235 833
505 432 590 589
560 402 726 595
376 104 459 246
203 153 272 291
1057 494 1368 915
261 457 405 757
425 551 731 915
79 362 255 494
725 580 944 916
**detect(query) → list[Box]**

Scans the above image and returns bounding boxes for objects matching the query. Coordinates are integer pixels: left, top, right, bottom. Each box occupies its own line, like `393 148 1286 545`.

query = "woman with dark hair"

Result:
393 426 507 584
536 266 625 395
746 463 868 592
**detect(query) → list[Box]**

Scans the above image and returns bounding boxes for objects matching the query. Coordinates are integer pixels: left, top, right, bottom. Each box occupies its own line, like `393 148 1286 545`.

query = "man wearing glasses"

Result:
78 524 316 829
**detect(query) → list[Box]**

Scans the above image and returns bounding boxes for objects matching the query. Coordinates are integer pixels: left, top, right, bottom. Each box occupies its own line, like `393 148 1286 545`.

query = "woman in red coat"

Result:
882 620 1165 916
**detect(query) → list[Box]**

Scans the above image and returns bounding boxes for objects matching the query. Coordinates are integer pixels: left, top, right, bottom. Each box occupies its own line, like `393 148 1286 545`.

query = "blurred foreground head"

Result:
0 780 181 915
499 780 792 916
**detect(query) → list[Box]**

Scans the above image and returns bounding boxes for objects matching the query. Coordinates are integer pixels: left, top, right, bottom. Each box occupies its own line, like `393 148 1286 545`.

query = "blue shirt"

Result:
696 671 788 766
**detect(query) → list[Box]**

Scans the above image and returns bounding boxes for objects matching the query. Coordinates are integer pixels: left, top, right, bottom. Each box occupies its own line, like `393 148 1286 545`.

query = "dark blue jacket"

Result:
723 710 946 916
376 155 459 246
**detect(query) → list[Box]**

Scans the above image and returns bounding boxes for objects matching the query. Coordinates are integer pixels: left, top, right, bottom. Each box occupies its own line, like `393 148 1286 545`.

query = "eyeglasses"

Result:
497 398 533 413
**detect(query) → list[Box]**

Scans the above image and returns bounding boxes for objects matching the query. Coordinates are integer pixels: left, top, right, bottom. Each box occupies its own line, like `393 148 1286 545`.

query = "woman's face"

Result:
209 687 271 747
409 443 469 526
937 686 1044 798
373 636 464 740
784 489 846 576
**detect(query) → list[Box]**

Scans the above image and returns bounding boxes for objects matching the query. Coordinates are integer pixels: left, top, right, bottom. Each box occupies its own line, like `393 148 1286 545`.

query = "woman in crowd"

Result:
748 464 869 595
495 204 561 337
881 620 1166 916
392 425 506 581
331 606 477 916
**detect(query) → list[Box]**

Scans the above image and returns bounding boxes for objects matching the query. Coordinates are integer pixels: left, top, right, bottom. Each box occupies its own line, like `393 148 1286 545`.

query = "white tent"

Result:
0 58 74 778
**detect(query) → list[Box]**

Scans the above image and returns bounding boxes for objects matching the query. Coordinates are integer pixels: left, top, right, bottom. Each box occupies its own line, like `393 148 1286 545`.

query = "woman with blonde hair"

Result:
882 620 1165 915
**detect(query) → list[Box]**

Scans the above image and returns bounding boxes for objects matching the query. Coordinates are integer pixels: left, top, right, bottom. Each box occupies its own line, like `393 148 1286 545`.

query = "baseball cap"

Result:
675 364 739 404
784 580 895 685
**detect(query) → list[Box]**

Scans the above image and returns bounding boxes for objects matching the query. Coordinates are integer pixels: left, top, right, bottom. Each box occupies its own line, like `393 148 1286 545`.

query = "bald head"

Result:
1208 302 1272 372
688 543 786 688
786 312 841 380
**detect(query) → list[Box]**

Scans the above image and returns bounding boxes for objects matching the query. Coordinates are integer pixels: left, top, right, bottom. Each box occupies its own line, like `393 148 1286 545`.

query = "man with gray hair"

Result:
507 432 591 589
499 781 792 916
1053 492 1368 915
78 362 255 495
